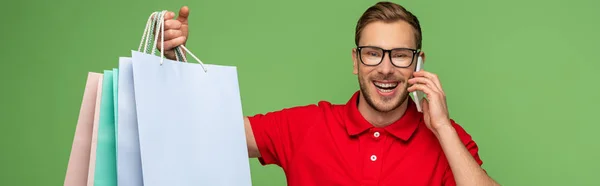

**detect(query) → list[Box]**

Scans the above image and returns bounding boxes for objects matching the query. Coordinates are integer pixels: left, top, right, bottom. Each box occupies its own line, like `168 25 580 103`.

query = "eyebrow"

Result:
358 45 417 50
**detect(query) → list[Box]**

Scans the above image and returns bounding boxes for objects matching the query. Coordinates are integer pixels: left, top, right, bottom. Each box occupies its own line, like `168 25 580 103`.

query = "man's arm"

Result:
244 117 260 158
436 124 499 186
408 70 499 186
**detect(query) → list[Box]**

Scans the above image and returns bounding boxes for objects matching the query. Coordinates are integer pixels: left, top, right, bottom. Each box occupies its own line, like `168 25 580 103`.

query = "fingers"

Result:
164 19 182 30
407 84 436 97
160 20 184 47
407 77 441 93
164 11 175 20
162 29 183 41
149 6 189 60
412 70 443 93
177 6 190 24
163 6 188 24
162 17 185 46
156 36 186 51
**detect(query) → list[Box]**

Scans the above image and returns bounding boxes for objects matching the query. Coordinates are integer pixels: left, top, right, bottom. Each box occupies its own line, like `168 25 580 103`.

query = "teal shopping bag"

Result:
94 70 117 186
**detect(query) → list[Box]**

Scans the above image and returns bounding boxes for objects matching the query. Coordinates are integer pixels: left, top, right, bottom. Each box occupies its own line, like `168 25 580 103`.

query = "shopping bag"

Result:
131 50 252 186
94 70 117 186
64 72 103 186
129 11 252 186
87 74 104 186
113 68 119 142
116 57 144 186
114 11 162 186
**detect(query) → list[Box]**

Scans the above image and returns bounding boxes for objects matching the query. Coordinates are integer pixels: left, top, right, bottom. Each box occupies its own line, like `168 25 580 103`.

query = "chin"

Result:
358 75 409 113
362 87 408 113
375 97 405 112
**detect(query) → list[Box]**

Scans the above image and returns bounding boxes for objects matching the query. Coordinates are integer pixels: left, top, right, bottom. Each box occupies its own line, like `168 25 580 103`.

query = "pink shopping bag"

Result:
64 72 104 186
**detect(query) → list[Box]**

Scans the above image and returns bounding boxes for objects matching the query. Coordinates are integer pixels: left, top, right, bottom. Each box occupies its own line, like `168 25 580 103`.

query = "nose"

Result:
377 52 395 75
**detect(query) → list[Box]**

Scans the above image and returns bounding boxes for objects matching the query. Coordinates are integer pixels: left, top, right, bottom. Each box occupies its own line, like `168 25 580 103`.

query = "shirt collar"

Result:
345 91 422 141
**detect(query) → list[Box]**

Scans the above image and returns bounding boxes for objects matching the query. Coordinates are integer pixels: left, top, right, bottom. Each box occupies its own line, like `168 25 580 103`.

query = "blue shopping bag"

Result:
116 57 144 186
130 49 252 186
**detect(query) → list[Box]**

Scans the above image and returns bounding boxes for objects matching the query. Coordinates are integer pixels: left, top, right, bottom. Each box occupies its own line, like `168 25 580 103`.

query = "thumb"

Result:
177 6 190 23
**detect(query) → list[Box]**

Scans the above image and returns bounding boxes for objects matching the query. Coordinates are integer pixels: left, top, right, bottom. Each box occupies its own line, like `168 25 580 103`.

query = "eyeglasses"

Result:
356 46 420 68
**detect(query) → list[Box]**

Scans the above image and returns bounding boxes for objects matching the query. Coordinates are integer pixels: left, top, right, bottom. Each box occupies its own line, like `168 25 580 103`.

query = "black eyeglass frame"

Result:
356 46 421 68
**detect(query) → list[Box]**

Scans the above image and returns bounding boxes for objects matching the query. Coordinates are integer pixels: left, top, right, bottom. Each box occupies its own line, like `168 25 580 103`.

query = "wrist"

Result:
432 121 455 138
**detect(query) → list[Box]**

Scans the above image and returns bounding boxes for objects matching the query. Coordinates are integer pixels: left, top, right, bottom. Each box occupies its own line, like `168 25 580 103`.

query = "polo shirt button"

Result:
373 132 380 138
370 155 377 161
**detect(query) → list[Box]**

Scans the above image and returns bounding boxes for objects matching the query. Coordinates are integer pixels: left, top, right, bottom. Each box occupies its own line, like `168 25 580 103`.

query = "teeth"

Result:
374 82 398 88
378 88 393 93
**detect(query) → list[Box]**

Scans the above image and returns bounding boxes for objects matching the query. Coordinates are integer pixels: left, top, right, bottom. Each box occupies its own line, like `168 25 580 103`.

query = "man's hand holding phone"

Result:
407 57 452 134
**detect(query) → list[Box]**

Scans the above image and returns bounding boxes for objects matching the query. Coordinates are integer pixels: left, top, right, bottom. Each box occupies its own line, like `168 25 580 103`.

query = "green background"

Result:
1 0 599 185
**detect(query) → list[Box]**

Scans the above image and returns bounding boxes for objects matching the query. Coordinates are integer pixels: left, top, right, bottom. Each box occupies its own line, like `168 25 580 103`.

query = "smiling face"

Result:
352 20 420 113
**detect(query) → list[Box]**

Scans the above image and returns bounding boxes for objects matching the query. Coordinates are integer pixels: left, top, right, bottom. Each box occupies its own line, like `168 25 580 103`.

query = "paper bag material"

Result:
117 57 144 186
87 74 104 186
94 70 117 186
64 72 102 186
131 51 252 186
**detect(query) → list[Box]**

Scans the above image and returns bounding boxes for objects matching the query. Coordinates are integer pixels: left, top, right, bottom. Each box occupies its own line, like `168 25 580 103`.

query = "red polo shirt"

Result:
248 91 483 186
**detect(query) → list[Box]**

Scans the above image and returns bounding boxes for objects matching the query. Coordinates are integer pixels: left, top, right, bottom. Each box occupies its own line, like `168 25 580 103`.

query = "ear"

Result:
419 51 426 64
352 48 358 75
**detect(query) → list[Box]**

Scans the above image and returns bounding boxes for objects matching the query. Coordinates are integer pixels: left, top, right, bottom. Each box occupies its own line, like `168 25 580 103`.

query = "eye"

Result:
392 50 412 58
368 52 380 57
393 54 408 58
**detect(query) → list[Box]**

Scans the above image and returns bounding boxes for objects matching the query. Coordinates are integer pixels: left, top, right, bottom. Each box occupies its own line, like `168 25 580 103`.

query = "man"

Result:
159 1 499 186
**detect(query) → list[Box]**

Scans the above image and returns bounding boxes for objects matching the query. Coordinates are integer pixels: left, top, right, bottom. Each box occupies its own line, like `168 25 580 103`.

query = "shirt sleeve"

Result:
442 119 485 186
247 104 322 169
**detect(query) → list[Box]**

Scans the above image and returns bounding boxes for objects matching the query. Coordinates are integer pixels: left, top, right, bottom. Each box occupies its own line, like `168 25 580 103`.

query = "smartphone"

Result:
412 56 425 112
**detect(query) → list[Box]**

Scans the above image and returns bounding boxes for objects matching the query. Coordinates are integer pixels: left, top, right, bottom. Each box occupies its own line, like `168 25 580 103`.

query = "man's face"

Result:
352 21 421 113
